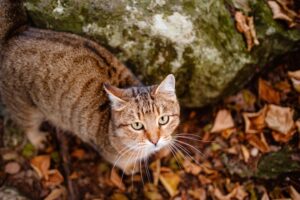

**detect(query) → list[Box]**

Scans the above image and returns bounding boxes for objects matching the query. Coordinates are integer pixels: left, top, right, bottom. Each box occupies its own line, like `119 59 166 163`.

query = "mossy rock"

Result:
24 0 300 107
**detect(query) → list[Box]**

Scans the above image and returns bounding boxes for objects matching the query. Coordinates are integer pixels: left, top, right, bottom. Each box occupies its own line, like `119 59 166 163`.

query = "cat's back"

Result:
0 27 138 132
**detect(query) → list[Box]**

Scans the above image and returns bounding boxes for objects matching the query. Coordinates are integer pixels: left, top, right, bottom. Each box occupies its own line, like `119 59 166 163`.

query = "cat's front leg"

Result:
117 159 141 175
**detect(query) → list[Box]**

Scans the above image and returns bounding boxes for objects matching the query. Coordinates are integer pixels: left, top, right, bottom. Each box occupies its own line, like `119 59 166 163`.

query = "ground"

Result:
0 52 300 200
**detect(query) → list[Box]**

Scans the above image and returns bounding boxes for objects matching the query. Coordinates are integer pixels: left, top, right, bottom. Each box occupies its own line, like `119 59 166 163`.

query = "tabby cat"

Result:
0 0 180 173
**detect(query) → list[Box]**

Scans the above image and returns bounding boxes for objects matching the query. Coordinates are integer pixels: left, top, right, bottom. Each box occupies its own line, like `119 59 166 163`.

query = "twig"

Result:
55 129 80 200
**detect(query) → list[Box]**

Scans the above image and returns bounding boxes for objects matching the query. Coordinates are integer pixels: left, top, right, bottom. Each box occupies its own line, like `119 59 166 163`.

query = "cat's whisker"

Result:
174 135 213 143
172 139 207 160
172 141 201 165
167 144 184 170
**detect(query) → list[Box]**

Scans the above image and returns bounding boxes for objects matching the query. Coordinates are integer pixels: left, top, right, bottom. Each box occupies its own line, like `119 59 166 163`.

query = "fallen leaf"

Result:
265 104 294 134
211 109 235 133
272 130 296 143
71 149 86 160
144 183 163 200
4 162 21 175
159 171 181 197
182 159 202 175
44 187 66 200
69 171 79 180
30 155 50 179
235 11 259 51
213 185 248 200
274 80 291 93
241 145 250 163
188 188 206 200
289 186 300 200
261 191 270 200
258 79 281 104
198 174 212 185
267 0 299 28
247 133 270 153
110 193 129 200
43 169 64 187
110 168 126 191
243 106 267 134
288 70 300 92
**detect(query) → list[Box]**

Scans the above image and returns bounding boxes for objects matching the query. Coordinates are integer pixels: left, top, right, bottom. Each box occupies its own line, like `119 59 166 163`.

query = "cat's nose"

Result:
149 138 159 146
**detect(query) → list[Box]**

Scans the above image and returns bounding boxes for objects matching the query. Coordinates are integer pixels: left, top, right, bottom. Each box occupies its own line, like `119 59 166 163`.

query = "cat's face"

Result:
104 74 180 157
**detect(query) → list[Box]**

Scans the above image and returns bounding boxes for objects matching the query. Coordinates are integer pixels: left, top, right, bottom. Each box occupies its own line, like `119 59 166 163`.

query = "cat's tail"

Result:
0 0 27 50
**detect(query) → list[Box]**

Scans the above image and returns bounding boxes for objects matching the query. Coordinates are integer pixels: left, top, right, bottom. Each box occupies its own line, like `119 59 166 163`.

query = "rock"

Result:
23 0 300 107
4 162 21 175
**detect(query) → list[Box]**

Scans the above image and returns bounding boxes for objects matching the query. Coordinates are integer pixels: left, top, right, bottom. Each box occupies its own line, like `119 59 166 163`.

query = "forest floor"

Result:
0 52 300 200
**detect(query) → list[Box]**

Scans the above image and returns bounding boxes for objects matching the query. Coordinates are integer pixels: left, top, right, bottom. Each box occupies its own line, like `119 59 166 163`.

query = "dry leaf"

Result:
235 11 259 51
265 104 294 134
268 0 299 28
259 79 281 104
289 186 300 200
182 159 202 175
272 130 296 143
30 155 51 179
144 183 163 200
188 188 206 200
4 162 21 175
44 187 66 200
71 149 86 160
261 190 270 200
43 169 64 187
198 174 212 185
243 106 267 134
247 133 270 153
288 70 300 92
110 168 126 191
159 171 181 197
241 145 250 163
213 185 248 200
211 109 235 133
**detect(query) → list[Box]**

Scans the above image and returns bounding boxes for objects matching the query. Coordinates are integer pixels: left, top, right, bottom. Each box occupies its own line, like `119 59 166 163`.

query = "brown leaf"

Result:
288 70 300 92
43 169 64 187
188 188 206 200
30 155 51 179
143 183 163 200
243 106 267 134
110 168 126 191
247 133 270 153
272 130 296 143
213 185 248 200
182 159 202 175
44 187 66 200
241 145 250 163
211 109 235 133
289 186 300 200
258 79 281 104
159 171 181 197
265 104 294 134
268 0 299 28
198 174 212 185
235 11 259 51
4 162 21 175
71 149 86 160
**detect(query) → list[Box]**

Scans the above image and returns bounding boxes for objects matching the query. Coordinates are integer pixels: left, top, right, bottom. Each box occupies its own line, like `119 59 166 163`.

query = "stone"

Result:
24 0 300 107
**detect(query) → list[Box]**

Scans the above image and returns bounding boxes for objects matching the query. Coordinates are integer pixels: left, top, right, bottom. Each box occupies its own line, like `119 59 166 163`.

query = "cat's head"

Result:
104 74 180 157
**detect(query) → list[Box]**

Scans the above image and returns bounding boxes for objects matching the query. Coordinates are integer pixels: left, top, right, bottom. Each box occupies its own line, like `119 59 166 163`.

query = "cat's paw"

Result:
26 130 48 149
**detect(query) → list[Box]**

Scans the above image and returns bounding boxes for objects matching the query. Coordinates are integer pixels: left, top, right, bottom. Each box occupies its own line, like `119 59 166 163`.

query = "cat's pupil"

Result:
159 115 169 125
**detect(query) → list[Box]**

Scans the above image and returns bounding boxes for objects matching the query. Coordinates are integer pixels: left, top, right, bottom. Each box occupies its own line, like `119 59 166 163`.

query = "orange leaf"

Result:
30 155 50 179
247 133 270 153
110 168 126 191
272 130 296 143
43 169 64 188
159 171 181 197
243 106 267 134
265 104 294 134
71 149 86 160
211 109 235 133
258 79 280 104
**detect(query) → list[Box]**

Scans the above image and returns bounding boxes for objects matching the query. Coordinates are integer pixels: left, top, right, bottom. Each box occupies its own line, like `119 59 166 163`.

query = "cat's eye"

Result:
158 115 169 125
131 122 144 130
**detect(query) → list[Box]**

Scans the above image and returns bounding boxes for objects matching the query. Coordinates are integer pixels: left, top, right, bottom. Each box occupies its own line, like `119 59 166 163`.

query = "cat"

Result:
0 0 180 174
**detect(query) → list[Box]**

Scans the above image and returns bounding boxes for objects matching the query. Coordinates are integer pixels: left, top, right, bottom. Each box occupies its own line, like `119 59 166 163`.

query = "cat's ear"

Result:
103 84 127 111
155 74 176 95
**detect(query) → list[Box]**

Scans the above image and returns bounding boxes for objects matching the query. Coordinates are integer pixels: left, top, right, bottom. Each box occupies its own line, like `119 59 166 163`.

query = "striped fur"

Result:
0 1 180 173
